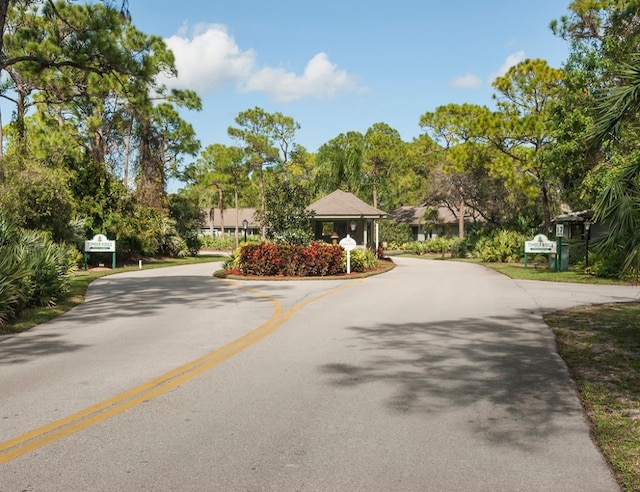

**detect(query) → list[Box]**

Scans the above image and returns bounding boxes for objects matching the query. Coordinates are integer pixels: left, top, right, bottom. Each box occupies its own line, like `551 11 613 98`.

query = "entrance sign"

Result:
84 234 116 252
555 224 564 238
83 234 117 269
525 234 556 254
339 234 357 274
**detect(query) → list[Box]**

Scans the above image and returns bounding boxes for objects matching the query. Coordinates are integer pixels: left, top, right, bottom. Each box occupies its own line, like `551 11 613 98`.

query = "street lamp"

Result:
242 219 248 243
584 220 591 269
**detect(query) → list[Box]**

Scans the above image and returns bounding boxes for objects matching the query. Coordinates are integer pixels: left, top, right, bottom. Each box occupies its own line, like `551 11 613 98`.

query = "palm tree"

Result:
589 55 640 280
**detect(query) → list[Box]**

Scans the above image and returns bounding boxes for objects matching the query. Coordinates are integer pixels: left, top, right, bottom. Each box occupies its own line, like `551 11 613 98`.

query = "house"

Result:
551 210 599 240
390 205 482 240
201 208 259 237
307 190 387 248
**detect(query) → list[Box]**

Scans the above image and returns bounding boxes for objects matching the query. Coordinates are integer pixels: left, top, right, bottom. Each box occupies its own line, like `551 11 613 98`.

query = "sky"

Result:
128 0 572 158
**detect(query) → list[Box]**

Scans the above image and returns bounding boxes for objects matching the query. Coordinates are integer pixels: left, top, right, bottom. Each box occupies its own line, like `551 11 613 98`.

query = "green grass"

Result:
545 303 640 492
397 253 631 285
1 255 226 334
480 262 631 285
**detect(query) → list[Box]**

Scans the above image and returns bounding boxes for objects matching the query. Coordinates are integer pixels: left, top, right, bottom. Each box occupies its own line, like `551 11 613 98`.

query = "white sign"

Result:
85 234 116 253
339 234 357 251
555 224 564 238
339 234 357 274
525 234 556 254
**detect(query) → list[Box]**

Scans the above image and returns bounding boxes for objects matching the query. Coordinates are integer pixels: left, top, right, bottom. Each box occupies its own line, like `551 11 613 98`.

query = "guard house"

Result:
307 190 387 248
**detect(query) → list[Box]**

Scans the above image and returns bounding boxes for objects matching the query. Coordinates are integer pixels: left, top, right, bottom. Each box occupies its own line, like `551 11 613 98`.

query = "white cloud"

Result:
161 24 256 94
451 73 482 89
489 50 526 82
160 24 363 101
242 52 361 102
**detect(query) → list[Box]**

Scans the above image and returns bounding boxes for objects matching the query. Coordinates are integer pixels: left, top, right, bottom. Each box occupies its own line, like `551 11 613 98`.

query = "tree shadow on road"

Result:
320 311 584 451
0 275 281 364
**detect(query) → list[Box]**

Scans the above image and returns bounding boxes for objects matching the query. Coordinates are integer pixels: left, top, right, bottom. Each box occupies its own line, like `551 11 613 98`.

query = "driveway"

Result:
1 257 638 491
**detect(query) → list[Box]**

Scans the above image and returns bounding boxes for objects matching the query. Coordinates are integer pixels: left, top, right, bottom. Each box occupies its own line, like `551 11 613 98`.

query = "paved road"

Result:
1 257 638 491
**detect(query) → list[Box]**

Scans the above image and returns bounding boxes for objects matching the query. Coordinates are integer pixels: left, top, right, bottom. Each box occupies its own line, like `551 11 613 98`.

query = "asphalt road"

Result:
1 257 639 491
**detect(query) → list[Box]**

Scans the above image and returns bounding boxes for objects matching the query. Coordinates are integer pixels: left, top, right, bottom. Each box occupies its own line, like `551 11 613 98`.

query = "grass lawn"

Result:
0 255 226 335
545 304 640 492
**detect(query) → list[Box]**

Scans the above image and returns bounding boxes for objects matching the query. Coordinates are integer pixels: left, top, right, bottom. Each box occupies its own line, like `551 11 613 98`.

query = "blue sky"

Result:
130 0 572 157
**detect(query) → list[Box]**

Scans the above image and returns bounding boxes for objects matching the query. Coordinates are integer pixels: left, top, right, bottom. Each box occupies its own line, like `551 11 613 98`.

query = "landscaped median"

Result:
214 242 395 280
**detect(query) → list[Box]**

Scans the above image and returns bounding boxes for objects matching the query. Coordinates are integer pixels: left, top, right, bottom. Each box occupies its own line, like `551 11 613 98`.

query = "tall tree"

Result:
363 122 405 210
490 58 565 232
183 144 248 247
314 131 365 198
228 107 299 240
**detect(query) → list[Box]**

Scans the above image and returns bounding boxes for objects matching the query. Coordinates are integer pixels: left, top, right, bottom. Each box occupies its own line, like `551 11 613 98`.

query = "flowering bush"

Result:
238 242 344 277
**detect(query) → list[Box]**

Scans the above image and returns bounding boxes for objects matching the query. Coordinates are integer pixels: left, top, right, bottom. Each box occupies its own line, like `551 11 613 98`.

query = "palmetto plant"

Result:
0 215 79 328
0 217 32 326
590 54 640 281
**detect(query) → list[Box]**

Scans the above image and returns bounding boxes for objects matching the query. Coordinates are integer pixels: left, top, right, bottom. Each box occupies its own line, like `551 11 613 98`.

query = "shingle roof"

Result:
307 190 387 218
390 205 480 225
203 208 258 228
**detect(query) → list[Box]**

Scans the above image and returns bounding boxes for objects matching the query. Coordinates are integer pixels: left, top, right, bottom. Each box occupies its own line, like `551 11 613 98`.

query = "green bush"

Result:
200 233 258 251
237 242 345 277
403 237 455 255
0 215 79 328
475 230 526 263
343 248 379 272
379 219 412 246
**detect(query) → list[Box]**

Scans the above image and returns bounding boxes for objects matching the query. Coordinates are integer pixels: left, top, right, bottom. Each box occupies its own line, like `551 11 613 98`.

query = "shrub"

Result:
343 248 379 272
403 237 455 255
237 242 345 277
450 237 469 258
0 215 79 328
200 233 258 251
475 230 526 263
379 219 412 246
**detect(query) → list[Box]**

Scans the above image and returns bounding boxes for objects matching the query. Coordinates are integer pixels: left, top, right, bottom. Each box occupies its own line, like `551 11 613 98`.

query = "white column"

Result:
363 220 368 248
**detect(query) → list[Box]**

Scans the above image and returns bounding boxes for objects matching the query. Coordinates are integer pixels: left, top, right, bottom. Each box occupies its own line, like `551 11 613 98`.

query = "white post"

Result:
375 222 379 251
138 259 142 270
346 250 351 274
364 222 368 248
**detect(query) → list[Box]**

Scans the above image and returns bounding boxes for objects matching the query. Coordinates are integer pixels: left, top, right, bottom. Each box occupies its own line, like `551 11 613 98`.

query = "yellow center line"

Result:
0 278 363 464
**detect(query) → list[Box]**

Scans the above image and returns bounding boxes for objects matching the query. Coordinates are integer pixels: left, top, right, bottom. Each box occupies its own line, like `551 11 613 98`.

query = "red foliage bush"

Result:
239 242 343 277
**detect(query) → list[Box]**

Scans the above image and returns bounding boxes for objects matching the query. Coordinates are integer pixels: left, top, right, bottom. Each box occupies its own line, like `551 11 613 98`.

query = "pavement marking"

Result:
0 278 364 464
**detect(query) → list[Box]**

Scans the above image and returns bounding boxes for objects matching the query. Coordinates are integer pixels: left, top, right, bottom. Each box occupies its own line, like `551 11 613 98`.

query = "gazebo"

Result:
307 190 387 249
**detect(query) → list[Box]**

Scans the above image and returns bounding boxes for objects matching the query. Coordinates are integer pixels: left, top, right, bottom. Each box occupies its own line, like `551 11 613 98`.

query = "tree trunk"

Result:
123 119 132 188
541 184 552 234
372 182 378 210
259 165 266 241
458 198 465 239
218 188 225 237
234 188 239 249
0 1 9 67
0 109 4 184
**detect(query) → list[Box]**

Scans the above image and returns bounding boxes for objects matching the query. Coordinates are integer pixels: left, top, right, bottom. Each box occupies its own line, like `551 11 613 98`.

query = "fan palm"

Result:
590 55 640 280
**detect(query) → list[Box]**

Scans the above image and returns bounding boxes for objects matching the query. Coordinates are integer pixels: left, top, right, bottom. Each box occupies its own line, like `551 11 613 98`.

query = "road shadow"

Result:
0 275 288 365
60 275 269 324
320 311 583 450
0 332 88 365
